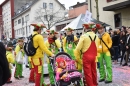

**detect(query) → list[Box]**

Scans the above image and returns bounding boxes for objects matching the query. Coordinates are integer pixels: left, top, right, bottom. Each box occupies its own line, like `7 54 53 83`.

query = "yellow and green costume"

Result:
97 32 112 81
45 38 61 85
14 44 24 78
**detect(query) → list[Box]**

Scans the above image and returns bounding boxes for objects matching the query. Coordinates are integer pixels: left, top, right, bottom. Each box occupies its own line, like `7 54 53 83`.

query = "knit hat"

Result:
31 23 46 29
65 27 74 32
56 58 66 68
46 30 58 34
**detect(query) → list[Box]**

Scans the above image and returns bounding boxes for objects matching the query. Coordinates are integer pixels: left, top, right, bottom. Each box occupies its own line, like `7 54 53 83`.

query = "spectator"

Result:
121 26 126 32
122 28 130 66
111 31 120 64
0 42 10 85
120 31 127 65
108 28 112 36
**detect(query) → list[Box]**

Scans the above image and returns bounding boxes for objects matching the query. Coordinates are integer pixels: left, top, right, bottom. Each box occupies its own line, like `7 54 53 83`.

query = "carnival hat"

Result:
83 22 96 29
65 27 74 32
46 30 58 34
31 23 46 29
95 23 103 29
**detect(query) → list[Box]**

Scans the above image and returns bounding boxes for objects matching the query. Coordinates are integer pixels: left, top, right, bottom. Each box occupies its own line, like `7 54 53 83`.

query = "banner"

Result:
83 10 92 23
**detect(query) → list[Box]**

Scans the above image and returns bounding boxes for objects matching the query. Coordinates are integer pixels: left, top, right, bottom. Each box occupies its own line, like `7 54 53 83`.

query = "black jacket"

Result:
112 35 119 47
120 35 126 50
0 42 10 85
126 34 130 52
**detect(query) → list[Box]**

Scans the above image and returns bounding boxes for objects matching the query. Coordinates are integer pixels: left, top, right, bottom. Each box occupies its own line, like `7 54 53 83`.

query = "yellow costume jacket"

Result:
45 39 61 50
74 32 99 70
45 39 61 63
97 32 112 53
6 51 15 69
63 36 78 52
31 31 53 66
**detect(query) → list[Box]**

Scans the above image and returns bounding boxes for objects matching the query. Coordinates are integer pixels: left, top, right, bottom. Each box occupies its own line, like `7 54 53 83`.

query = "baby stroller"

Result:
50 52 82 86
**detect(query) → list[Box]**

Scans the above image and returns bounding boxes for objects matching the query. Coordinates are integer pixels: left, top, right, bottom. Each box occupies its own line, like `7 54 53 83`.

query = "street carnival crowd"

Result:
0 22 130 86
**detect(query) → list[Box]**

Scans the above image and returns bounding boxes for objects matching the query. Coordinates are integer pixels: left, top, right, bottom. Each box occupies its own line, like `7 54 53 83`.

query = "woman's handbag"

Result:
16 51 23 64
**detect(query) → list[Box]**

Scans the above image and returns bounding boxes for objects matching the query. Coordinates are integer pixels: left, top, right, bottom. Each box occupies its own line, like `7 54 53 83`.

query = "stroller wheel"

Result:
74 81 81 86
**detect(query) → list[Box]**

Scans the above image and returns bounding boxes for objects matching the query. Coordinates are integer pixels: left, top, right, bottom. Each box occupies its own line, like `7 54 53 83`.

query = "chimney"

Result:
77 2 80 5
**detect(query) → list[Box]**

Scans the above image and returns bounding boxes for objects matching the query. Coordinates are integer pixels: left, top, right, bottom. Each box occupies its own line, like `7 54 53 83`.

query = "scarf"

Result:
48 37 54 44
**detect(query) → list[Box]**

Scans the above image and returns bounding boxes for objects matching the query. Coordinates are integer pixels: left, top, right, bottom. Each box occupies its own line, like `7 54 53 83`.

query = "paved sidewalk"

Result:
3 63 130 86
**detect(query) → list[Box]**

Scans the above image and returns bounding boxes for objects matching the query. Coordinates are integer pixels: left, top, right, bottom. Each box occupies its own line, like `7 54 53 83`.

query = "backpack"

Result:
23 34 38 56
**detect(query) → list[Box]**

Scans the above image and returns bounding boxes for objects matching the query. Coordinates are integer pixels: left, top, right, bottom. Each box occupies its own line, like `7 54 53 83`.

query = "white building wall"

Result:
14 11 32 38
88 0 130 29
14 0 65 38
30 0 65 28
2 1 12 39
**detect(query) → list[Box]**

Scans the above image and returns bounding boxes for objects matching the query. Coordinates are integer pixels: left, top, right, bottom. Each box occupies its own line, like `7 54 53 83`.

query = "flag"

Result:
83 10 92 23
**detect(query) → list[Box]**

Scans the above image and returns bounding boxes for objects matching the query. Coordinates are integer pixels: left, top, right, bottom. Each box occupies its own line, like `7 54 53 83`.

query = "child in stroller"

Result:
53 52 82 86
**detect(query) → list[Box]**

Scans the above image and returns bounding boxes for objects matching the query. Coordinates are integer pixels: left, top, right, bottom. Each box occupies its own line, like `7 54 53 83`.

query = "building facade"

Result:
0 0 14 39
88 0 130 29
56 1 88 31
12 0 65 38
0 6 2 40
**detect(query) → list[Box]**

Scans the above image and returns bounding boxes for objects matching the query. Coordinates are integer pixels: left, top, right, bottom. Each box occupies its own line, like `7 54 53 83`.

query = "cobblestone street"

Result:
3 62 130 86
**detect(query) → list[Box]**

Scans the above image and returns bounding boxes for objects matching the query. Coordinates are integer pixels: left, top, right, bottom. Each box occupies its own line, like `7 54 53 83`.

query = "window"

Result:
25 14 29 21
22 17 24 25
114 13 121 28
43 3 47 9
49 3 53 9
50 15 53 21
44 15 47 21
18 19 21 24
106 0 112 2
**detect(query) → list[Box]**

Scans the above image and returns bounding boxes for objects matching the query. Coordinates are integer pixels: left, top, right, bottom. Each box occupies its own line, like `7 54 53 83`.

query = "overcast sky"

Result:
0 0 85 9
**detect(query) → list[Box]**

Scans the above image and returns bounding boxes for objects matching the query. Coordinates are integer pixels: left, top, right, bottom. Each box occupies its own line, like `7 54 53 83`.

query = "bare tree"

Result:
34 6 65 30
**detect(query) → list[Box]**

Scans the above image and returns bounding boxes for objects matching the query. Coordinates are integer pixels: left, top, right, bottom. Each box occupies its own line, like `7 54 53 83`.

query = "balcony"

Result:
103 0 130 11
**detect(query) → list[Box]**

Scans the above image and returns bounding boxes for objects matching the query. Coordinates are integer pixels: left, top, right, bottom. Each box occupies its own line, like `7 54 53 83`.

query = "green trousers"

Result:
98 51 112 81
48 64 55 85
15 62 23 77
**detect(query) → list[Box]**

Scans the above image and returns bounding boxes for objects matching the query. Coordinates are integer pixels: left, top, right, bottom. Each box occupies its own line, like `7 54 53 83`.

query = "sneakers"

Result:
99 79 112 84
19 76 24 78
14 77 20 80
99 79 105 82
26 65 29 68
105 80 112 84
29 80 35 83
6 81 12 84
122 63 128 66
